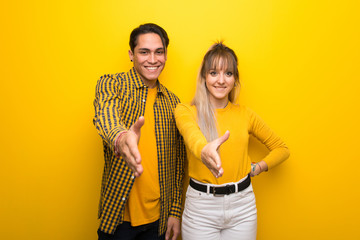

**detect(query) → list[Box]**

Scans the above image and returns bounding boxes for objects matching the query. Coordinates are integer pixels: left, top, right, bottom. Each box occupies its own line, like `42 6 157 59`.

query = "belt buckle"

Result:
213 184 232 196
213 187 222 196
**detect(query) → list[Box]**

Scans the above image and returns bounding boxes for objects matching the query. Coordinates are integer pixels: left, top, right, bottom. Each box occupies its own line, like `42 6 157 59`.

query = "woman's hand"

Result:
201 131 230 178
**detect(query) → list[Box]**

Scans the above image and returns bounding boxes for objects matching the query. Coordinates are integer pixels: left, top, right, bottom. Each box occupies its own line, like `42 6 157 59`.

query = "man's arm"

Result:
93 74 126 150
93 74 145 176
169 132 186 215
166 130 185 240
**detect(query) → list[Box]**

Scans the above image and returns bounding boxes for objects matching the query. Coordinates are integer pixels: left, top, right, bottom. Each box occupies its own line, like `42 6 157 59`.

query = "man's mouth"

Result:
146 66 159 71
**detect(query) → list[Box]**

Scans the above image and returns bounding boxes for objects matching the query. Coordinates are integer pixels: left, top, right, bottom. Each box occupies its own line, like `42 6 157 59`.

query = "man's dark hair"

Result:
129 23 169 52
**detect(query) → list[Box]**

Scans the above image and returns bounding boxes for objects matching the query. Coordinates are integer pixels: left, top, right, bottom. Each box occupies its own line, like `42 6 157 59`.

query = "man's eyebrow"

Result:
137 47 165 51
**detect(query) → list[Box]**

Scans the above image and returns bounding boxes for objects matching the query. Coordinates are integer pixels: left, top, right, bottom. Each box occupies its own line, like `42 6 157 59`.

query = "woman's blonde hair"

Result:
191 42 240 141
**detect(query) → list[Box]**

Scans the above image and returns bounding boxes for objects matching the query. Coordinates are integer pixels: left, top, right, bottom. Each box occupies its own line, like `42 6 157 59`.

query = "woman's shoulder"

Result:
175 102 197 115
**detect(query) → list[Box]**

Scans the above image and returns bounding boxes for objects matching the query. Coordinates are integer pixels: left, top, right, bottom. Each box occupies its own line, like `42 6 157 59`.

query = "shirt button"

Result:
122 197 126 201
142 99 145 102
131 176 135 179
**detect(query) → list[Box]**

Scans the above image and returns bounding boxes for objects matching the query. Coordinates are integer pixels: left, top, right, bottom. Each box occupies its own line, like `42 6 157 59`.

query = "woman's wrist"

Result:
257 163 262 173
258 160 268 173
251 161 268 176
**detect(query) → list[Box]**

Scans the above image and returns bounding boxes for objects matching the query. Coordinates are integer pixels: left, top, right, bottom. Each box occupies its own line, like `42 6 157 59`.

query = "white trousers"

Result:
181 178 257 240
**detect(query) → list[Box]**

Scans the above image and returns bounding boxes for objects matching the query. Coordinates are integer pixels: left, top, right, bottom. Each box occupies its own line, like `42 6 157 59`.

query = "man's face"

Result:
129 33 167 87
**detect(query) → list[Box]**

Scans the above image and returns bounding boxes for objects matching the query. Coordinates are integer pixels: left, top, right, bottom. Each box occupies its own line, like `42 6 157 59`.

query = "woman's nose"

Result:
218 73 225 83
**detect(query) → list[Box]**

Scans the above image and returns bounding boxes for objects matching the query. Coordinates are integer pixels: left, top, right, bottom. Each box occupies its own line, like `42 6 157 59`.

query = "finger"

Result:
211 152 222 171
216 130 230 149
123 142 144 176
210 167 221 178
210 169 218 178
134 164 143 177
203 155 218 171
129 146 143 176
218 167 224 177
165 227 171 240
127 137 142 164
131 116 145 136
121 149 139 172
125 157 140 176
207 155 223 178
172 231 179 240
126 160 142 177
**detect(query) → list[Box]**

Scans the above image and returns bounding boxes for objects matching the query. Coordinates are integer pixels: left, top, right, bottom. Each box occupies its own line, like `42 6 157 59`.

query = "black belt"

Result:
189 174 251 196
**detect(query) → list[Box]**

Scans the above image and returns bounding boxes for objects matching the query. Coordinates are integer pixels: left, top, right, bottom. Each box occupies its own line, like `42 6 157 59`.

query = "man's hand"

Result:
165 216 180 240
200 131 230 178
117 116 145 177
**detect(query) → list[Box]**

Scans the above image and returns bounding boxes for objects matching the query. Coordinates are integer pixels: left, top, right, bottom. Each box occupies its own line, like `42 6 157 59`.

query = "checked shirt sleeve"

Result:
93 74 127 150
169 132 186 219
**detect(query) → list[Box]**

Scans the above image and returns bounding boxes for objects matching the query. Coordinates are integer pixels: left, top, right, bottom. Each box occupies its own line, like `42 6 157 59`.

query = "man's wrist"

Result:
168 214 181 220
114 130 128 156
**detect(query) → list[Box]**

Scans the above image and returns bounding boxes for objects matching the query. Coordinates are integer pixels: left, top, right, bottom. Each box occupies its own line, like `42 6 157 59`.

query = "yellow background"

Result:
1 0 359 239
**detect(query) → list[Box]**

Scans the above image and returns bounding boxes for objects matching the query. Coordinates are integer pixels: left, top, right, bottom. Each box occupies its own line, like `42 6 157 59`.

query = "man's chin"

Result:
144 74 161 81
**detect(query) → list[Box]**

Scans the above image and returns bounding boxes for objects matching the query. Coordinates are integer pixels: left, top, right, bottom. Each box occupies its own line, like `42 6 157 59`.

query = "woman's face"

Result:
205 68 235 109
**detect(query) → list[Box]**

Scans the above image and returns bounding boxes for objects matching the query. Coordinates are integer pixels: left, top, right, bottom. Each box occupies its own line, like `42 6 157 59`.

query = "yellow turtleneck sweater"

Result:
175 102 289 184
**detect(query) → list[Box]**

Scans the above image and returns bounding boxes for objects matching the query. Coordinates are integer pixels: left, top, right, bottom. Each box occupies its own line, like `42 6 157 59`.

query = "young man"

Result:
93 23 186 240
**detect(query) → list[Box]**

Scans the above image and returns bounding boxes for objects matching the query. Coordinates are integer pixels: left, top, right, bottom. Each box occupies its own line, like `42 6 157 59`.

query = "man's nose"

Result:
148 53 156 63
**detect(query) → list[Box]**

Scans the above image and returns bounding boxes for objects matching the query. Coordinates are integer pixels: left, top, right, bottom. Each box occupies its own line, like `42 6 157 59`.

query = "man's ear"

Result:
128 50 134 62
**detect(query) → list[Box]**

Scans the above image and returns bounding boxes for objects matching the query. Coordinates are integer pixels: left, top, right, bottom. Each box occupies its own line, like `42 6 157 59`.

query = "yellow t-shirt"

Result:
175 102 290 184
124 87 160 226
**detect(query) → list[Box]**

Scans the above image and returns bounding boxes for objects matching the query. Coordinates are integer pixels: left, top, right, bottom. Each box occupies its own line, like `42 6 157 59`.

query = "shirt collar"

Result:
129 67 166 94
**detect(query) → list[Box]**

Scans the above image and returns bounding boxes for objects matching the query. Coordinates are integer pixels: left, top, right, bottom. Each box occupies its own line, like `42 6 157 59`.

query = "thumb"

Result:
216 130 230 149
131 116 145 136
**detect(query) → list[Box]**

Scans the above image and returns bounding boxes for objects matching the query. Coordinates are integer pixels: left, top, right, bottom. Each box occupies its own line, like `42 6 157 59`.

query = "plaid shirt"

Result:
93 67 186 235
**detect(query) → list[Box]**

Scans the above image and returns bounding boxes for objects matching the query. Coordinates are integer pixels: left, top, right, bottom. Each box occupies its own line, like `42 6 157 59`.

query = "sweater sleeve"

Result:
247 107 290 169
174 103 208 160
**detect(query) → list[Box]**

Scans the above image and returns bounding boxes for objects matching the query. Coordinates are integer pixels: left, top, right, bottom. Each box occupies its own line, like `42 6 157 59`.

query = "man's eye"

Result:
156 50 164 54
139 51 148 54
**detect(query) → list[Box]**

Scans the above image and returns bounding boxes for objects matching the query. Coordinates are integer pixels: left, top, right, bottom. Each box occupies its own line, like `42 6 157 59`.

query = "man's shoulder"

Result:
159 83 181 104
96 71 134 89
99 72 127 80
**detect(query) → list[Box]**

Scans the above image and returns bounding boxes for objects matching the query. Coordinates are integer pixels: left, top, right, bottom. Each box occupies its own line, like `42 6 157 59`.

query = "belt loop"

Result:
206 185 210 195
235 182 238 193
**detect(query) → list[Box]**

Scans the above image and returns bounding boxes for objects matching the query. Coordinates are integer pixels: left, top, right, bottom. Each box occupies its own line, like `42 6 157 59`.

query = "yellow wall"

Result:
1 0 359 239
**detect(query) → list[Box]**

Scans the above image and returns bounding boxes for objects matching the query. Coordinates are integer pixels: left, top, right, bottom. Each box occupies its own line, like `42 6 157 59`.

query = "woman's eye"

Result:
226 72 233 76
210 71 217 76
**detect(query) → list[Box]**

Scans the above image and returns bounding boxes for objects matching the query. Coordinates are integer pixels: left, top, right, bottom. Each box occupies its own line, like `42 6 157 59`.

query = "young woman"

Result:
175 42 290 240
